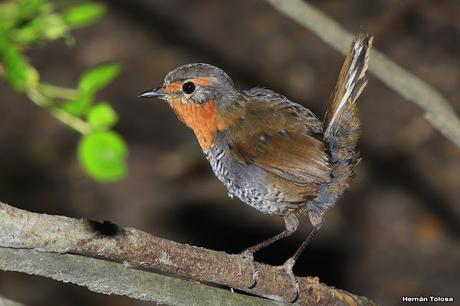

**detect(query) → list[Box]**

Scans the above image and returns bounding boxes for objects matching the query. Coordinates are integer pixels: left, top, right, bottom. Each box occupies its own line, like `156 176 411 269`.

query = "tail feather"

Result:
307 34 372 228
324 34 373 162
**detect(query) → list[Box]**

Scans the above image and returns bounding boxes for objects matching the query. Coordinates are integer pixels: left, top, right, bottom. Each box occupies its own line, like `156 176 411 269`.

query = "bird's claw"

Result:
240 250 259 289
276 258 300 303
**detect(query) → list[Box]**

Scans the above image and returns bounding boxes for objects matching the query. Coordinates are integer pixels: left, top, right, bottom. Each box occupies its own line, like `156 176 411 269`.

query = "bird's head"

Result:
139 63 238 105
139 63 243 150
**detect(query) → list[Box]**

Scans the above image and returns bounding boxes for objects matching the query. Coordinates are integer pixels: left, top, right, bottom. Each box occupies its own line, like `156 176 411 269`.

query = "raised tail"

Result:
307 34 372 229
324 34 372 164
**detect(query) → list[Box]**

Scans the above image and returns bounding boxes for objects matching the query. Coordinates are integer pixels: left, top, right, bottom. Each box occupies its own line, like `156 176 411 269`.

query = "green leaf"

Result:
87 103 118 130
0 36 39 91
17 0 44 17
63 93 92 116
0 2 20 31
13 16 45 44
0 0 45 32
42 14 68 41
78 62 120 95
78 131 127 182
25 65 39 88
14 14 68 44
64 63 121 116
63 3 106 28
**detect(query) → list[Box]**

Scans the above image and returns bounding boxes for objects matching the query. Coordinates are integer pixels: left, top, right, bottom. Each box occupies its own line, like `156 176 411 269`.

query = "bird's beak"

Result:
137 87 166 99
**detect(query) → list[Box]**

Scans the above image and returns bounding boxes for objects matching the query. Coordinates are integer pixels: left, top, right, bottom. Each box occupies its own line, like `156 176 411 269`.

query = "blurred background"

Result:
0 0 459 305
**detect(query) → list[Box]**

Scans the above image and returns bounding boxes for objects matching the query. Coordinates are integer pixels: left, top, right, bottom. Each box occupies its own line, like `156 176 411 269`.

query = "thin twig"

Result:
38 83 79 100
0 202 377 306
266 0 460 147
0 63 90 135
27 88 91 134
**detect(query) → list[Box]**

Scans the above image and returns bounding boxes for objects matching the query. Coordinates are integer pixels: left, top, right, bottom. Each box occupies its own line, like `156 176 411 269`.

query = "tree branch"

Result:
266 0 460 147
0 202 376 305
0 248 278 306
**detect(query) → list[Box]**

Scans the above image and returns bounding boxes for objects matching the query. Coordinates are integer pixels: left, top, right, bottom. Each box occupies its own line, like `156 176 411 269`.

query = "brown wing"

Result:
228 90 331 188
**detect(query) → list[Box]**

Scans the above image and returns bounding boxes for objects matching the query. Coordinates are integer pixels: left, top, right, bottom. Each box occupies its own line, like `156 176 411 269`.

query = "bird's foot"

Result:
275 258 300 303
240 250 259 289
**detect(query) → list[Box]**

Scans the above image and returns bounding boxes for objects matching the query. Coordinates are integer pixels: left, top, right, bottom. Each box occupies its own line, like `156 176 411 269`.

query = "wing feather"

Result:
228 93 331 186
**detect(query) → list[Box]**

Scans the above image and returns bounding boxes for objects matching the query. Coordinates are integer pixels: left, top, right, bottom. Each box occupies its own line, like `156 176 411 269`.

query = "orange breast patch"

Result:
170 100 218 150
169 99 240 151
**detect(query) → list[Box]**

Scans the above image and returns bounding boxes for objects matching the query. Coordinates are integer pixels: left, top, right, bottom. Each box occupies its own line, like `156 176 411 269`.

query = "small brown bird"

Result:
140 34 372 300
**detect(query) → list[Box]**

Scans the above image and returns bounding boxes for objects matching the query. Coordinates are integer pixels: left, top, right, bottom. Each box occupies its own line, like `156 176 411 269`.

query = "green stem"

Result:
27 88 91 135
38 83 79 100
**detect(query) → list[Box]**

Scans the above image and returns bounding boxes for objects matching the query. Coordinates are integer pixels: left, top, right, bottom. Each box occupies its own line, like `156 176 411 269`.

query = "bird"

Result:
139 34 373 301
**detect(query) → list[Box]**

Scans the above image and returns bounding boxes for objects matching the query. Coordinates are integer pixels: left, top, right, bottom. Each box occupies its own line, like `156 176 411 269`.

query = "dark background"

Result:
1 0 459 305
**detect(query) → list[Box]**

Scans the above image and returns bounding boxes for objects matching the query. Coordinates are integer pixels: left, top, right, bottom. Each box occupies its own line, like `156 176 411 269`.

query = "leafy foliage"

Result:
64 63 122 116
87 103 119 131
78 131 127 181
63 3 106 28
0 0 127 182
79 63 121 95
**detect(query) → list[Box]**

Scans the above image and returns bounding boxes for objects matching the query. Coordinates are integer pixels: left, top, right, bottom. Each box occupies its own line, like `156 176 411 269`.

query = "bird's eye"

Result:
182 81 195 94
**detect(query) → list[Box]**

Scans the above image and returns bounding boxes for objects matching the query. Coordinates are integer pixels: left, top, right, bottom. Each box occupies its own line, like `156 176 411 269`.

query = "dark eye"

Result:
182 81 195 94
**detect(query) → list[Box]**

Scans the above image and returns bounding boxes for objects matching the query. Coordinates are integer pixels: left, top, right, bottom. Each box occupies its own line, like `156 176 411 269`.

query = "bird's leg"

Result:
276 220 323 303
240 214 299 288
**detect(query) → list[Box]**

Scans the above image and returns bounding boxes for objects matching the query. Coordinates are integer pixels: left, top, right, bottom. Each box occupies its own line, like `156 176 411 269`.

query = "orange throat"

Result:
169 100 221 151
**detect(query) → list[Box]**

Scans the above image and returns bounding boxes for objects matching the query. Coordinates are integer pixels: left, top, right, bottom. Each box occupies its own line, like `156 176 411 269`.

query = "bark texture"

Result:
0 202 376 305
